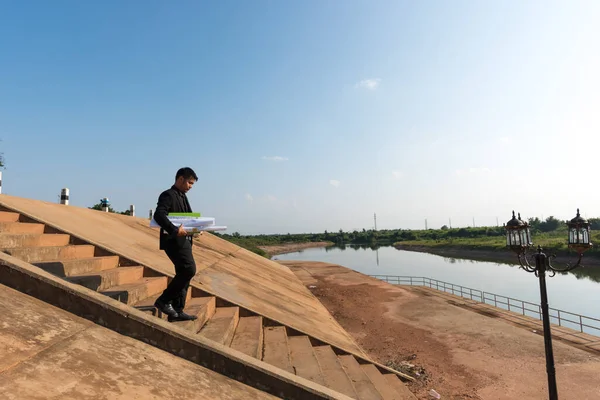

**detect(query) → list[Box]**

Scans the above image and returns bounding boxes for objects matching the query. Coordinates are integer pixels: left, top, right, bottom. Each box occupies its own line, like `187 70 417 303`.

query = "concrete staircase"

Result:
0 210 415 400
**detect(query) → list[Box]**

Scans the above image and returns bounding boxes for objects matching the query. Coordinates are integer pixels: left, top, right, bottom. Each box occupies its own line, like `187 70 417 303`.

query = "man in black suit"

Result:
153 167 200 322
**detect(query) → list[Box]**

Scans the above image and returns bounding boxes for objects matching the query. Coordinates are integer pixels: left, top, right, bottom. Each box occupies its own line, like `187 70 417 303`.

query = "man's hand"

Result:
177 224 188 237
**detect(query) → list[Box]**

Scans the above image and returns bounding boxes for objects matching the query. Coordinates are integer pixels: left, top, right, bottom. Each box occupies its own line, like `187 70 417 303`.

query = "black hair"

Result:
176 167 198 181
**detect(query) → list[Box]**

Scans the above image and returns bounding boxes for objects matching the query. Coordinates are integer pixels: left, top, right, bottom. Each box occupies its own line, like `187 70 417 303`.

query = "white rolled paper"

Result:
150 216 226 232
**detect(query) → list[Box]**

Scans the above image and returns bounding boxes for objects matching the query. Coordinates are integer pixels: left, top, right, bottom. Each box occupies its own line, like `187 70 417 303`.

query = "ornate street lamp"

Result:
505 211 532 256
504 209 592 400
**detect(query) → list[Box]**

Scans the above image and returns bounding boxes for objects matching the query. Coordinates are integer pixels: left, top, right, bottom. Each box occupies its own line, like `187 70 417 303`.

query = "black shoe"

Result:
154 299 178 318
168 312 198 322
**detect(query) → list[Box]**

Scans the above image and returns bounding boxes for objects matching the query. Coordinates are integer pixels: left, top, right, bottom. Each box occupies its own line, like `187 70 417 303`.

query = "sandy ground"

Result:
259 241 332 256
280 260 600 400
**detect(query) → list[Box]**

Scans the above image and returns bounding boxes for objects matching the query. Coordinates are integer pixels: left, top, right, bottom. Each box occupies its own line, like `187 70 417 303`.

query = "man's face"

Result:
176 176 196 193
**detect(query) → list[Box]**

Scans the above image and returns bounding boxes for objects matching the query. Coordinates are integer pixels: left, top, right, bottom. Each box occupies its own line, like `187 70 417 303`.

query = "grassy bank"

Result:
393 232 600 267
393 230 600 255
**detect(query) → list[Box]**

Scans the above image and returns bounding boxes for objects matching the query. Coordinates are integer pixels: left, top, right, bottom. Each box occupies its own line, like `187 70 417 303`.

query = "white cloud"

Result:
267 195 277 202
498 136 512 144
245 193 253 203
329 179 341 188
355 78 381 90
261 156 289 162
392 170 403 179
455 167 491 176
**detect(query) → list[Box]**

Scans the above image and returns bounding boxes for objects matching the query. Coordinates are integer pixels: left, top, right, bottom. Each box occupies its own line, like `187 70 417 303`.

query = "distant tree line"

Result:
88 202 132 215
214 215 600 257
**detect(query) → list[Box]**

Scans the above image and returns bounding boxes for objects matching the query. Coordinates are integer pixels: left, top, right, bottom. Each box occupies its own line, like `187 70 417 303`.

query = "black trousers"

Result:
157 238 196 312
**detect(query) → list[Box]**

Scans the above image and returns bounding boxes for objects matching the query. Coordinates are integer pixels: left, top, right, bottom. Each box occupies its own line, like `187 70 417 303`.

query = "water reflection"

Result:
325 244 381 264
320 244 600 283
327 243 382 251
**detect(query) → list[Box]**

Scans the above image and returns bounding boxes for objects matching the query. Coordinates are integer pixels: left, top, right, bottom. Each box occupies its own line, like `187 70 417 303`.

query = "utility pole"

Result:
449 218 452 229
374 213 377 231
496 216 499 227
425 218 428 230
473 217 475 227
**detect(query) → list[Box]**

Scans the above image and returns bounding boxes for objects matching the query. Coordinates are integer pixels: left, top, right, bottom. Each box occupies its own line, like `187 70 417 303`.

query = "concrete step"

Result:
66 266 145 291
198 307 239 346
3 245 95 263
361 364 408 400
230 316 264 359
33 256 120 277
262 326 294 374
313 345 359 398
0 233 70 248
100 277 168 305
0 211 20 222
132 289 194 319
0 222 45 234
384 375 415 400
168 296 216 333
338 355 383 400
288 335 326 386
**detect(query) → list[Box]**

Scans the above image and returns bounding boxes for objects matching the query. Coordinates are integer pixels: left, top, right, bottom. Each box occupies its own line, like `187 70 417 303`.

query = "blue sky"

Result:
2 1 600 234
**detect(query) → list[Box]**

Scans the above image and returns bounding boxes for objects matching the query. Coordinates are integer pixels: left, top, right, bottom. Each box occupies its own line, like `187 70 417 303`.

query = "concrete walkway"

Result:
410 286 600 355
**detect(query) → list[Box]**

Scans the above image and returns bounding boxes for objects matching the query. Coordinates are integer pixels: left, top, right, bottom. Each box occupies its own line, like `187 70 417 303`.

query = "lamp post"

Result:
504 209 592 400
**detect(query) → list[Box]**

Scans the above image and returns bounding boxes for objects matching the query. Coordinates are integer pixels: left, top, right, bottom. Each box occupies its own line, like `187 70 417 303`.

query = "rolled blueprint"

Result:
149 214 227 232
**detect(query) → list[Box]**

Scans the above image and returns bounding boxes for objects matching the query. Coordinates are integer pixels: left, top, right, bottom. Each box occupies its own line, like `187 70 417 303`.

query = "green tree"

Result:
539 216 562 232
89 202 130 215
528 217 542 232
89 202 117 213
589 218 600 230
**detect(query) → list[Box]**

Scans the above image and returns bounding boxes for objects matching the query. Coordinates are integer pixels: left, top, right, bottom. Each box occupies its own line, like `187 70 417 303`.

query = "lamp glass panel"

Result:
512 231 521 246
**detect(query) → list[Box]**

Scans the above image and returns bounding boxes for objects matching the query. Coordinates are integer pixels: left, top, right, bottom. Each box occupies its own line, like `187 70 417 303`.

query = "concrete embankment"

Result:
279 260 600 400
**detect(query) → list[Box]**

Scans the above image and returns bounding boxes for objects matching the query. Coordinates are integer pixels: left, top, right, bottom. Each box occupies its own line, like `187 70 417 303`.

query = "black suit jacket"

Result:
154 185 193 250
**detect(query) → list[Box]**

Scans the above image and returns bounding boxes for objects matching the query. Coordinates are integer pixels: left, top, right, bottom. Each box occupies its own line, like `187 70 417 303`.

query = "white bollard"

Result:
60 188 69 205
130 204 135 217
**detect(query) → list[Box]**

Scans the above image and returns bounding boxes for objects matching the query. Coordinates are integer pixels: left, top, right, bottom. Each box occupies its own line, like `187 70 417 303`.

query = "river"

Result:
274 245 600 335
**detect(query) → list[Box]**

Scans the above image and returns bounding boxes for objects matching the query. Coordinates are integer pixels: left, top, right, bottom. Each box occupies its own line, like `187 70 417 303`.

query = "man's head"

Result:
174 167 198 193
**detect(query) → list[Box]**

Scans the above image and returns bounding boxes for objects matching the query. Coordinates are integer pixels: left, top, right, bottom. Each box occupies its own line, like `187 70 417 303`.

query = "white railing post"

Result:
101 198 109 212
60 188 69 205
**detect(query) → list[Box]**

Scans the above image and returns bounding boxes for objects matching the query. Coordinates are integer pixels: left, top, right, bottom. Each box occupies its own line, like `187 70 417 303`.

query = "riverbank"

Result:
394 242 600 267
258 241 333 257
279 260 600 399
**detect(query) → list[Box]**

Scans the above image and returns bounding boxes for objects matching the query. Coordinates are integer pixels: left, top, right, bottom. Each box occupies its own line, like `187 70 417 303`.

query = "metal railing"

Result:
369 275 600 337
